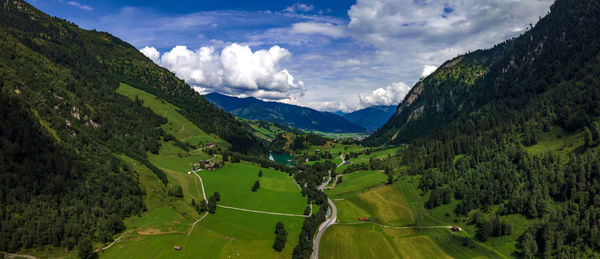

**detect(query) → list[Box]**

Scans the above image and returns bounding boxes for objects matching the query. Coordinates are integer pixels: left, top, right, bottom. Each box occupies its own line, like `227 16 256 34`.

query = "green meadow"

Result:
321 169 504 259
325 170 387 199
335 185 414 226
199 163 307 214
101 85 308 258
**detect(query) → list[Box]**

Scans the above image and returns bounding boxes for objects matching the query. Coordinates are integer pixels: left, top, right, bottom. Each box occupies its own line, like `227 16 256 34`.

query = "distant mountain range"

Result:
341 105 397 131
204 93 368 133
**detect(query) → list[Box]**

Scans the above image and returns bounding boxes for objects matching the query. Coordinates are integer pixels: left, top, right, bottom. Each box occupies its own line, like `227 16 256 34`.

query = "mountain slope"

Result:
205 93 367 133
0 0 262 252
342 105 396 131
376 0 600 256
364 46 510 146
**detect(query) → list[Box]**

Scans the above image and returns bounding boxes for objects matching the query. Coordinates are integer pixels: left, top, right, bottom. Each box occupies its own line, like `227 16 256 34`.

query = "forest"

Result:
0 0 264 252
387 0 600 257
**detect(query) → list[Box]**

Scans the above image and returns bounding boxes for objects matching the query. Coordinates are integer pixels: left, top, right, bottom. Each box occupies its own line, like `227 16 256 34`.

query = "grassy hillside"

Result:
117 83 227 148
0 0 264 253
325 170 387 199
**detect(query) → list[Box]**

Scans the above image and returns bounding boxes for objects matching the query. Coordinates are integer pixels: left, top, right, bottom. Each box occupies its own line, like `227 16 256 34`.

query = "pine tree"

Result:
584 127 593 148
213 192 221 201
521 232 538 258
207 196 217 214
77 238 97 259
252 180 260 192
258 170 263 177
273 222 287 252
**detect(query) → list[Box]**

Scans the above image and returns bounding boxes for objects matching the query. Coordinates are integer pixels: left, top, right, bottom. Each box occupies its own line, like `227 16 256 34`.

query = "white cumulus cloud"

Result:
421 65 437 78
140 44 305 101
139 46 160 63
359 82 411 107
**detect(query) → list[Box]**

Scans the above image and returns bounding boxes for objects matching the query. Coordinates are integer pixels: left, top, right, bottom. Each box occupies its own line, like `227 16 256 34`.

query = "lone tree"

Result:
252 180 260 192
207 196 217 214
272 221 287 252
197 200 208 213
258 170 263 177
77 237 97 259
213 192 221 201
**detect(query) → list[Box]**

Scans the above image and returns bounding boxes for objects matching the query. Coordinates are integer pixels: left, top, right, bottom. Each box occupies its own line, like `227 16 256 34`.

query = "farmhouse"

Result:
358 217 369 221
174 246 181 250
206 142 217 148
451 226 462 232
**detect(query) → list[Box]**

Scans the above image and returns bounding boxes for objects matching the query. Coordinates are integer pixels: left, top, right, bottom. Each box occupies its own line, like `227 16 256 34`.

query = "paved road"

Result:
312 198 337 259
311 153 346 259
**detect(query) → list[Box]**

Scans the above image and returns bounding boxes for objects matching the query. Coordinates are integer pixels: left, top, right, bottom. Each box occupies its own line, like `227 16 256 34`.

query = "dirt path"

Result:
192 172 208 201
1 252 37 259
338 222 453 230
186 212 209 236
96 230 134 252
193 169 307 217
217 204 308 217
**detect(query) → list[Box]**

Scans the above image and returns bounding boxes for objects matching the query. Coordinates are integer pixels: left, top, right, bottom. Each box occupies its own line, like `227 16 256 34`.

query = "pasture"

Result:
199 163 307 214
325 170 387 199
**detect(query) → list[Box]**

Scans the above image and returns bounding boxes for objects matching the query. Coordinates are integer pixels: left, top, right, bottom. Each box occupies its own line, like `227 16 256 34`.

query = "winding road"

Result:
311 153 345 259
312 197 337 259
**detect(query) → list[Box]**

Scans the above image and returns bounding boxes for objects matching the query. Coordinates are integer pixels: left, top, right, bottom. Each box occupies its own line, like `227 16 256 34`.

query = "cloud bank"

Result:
359 82 411 107
141 44 305 101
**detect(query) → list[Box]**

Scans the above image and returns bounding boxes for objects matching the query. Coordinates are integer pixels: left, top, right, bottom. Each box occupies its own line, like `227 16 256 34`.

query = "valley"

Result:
2 0 600 258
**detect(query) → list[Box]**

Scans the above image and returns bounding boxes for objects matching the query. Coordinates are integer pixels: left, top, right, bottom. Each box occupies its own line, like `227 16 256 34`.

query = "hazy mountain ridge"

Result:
342 105 397 131
204 92 367 133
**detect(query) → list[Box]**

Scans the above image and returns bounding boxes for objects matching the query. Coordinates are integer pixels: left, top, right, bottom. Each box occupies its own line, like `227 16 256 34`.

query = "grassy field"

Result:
199 163 307 214
335 185 414 226
105 83 310 258
525 126 584 158
321 170 506 259
103 208 304 259
117 83 226 148
325 170 387 199
320 223 501 259
102 159 308 258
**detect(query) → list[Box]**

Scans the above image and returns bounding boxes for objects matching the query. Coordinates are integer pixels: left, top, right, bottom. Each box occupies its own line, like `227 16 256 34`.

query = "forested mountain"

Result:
364 45 510 145
342 105 396 132
0 0 263 252
205 92 366 133
372 0 600 256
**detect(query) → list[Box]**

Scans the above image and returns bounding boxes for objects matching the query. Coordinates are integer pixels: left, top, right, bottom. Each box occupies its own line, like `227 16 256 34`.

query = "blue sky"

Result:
31 0 553 112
